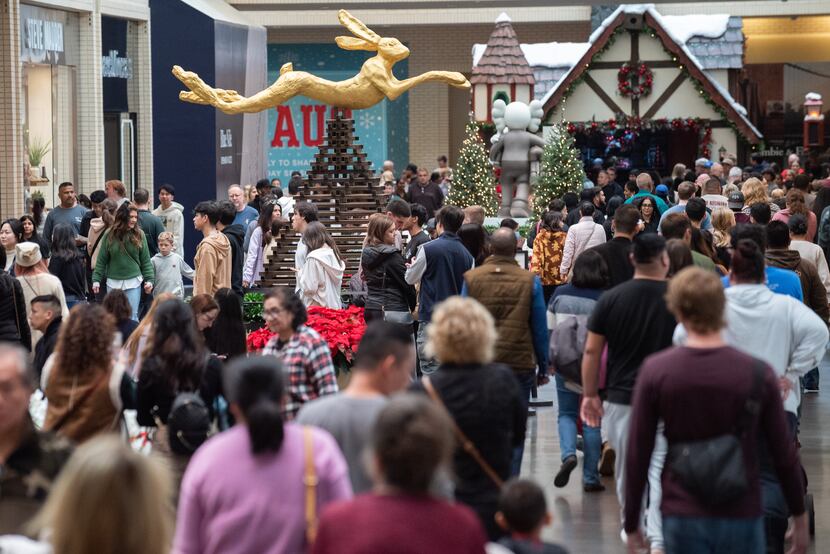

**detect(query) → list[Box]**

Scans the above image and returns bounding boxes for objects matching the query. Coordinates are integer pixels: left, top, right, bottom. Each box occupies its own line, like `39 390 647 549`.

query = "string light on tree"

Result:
449 121 498 214
534 122 585 219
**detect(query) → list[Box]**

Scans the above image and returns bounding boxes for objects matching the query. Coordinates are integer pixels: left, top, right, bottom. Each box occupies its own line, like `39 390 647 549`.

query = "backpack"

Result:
549 314 589 392
166 392 211 455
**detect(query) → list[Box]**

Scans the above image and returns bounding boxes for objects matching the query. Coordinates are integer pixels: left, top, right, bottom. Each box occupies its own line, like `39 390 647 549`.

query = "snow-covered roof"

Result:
537 4 761 142
472 42 590 69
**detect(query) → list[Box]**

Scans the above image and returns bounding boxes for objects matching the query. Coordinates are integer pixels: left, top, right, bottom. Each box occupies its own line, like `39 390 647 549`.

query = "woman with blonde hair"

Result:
772 188 818 242
121 292 176 377
15 436 173 554
361 213 416 323
418 296 525 540
43 304 126 443
741 177 780 216
711 207 736 269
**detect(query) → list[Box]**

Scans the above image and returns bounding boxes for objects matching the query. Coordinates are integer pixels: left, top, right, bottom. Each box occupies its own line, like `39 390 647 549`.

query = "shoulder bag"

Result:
422 376 504 489
380 264 413 325
667 359 764 506
303 426 319 545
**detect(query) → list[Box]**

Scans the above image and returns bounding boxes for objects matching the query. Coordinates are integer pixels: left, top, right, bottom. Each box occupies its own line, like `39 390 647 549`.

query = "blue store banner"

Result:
266 44 409 183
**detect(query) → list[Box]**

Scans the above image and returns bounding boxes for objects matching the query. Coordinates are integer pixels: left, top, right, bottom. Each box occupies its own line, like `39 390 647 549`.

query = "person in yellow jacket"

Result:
192 201 231 296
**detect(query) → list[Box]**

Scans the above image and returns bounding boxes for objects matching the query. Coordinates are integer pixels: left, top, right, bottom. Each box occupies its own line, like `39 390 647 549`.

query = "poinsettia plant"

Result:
306 305 366 370
246 325 276 353
245 305 367 373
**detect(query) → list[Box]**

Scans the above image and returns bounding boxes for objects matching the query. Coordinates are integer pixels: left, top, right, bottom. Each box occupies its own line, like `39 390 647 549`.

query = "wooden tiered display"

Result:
259 109 387 289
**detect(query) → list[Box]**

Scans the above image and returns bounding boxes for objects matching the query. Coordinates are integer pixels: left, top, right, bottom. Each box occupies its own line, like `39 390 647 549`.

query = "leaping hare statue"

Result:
172 10 470 114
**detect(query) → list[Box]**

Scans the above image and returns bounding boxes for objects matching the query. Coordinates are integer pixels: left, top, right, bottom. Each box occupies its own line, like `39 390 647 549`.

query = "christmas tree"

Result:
449 122 498 214
534 122 586 219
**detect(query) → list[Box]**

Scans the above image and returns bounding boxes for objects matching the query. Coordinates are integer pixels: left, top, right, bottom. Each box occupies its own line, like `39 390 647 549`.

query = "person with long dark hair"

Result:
91 203 154 320
173 356 352 553
48 223 86 309
137 299 222 482
1 218 23 272
298 221 345 308
19 214 50 259
242 201 284 288
206 288 247 361
458 223 490 267
312 395 488 553
0 249 31 350
361 214 416 324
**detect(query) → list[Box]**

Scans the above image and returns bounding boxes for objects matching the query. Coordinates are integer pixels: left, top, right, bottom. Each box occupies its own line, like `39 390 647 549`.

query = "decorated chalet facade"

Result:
473 4 764 173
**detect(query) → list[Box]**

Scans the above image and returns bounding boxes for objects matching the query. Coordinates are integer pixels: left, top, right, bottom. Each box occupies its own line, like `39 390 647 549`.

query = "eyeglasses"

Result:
263 307 285 319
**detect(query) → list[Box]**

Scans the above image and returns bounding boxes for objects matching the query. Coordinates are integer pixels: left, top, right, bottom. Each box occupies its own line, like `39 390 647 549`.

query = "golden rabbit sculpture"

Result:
172 10 470 114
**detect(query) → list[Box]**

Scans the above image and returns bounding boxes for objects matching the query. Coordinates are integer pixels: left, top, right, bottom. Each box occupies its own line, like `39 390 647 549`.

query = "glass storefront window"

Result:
22 63 77 209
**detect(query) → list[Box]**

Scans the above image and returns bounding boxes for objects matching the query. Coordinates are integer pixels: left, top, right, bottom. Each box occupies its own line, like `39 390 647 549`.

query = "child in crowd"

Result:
151 232 194 298
496 479 569 554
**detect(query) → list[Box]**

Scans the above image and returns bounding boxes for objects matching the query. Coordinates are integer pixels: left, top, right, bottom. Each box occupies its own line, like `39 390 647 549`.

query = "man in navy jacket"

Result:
405 205 474 374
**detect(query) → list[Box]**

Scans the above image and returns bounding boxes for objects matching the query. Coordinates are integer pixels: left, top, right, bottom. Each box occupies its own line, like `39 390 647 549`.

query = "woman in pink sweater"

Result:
173 357 352 554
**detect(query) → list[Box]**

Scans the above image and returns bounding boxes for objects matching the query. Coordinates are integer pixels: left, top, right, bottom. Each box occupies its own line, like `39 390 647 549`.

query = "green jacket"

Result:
92 229 154 284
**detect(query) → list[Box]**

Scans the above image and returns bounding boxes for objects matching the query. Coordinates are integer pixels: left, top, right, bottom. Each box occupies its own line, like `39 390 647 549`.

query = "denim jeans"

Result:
663 516 764 554
416 321 439 375
555 375 601 485
510 371 535 476
64 295 86 310
109 285 141 321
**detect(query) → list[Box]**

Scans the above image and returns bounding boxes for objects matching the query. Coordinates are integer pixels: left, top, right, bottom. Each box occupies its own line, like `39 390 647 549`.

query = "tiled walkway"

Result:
524 357 830 553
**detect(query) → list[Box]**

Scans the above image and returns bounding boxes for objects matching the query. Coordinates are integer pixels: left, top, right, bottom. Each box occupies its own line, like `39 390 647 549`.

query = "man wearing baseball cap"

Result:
728 191 751 223
694 158 712 175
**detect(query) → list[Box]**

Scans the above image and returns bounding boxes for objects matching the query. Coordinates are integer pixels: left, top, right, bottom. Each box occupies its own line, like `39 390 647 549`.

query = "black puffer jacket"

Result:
361 245 416 313
0 272 31 351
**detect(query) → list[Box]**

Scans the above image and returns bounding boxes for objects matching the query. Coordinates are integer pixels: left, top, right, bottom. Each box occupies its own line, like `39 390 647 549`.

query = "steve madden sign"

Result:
20 5 78 66
102 50 133 79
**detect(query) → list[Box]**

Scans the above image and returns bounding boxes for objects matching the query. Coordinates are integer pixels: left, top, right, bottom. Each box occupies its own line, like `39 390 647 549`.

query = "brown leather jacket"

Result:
463 255 536 372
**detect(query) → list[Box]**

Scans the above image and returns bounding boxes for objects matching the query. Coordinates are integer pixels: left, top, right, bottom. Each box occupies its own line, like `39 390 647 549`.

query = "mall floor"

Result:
522 355 830 553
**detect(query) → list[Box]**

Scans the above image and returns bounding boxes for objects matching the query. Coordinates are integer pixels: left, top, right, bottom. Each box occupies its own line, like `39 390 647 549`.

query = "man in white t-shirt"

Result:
701 177 729 211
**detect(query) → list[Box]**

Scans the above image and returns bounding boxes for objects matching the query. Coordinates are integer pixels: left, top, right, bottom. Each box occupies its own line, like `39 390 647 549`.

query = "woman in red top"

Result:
311 394 488 554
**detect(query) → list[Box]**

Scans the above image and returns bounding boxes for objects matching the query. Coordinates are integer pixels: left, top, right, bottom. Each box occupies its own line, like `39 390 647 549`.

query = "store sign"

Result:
102 50 133 79
19 4 77 66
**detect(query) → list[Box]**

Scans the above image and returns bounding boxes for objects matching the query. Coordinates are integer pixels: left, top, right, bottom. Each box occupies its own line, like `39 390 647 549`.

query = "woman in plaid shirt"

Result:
261 287 338 419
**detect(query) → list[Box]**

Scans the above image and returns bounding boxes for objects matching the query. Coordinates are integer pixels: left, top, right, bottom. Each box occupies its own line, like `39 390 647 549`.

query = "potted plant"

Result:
28 137 51 180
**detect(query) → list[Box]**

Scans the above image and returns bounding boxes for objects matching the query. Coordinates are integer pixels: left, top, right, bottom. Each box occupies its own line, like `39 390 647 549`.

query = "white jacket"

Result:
298 246 345 309
674 283 828 415
560 216 606 277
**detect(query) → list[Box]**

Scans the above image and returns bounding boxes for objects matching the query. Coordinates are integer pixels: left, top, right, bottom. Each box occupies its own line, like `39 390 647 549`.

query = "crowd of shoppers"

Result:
1 152 828 554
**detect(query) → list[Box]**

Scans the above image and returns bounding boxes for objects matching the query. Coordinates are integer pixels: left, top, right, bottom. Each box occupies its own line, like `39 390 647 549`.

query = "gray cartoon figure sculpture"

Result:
489 99 546 217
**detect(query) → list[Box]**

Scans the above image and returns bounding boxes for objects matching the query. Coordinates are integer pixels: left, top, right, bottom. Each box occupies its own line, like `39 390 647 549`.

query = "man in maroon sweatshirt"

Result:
624 265 807 554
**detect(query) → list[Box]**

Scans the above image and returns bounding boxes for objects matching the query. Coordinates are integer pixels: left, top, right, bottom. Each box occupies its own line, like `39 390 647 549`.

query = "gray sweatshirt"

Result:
151 252 195 298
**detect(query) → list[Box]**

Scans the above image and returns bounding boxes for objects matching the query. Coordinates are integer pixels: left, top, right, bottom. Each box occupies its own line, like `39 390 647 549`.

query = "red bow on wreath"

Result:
618 63 653 99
